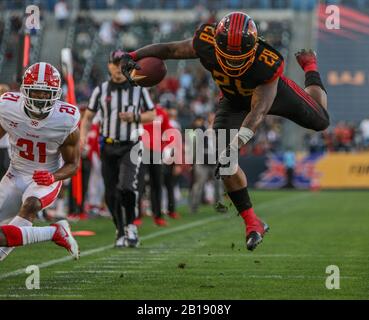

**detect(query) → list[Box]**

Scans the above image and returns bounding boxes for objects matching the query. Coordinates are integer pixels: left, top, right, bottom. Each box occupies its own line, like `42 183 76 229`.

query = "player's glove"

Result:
33 170 55 186
119 53 141 86
214 144 239 180
214 127 254 179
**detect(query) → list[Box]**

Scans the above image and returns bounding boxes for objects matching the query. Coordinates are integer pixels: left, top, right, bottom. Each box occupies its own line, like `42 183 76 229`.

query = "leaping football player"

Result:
0 62 80 261
120 12 329 251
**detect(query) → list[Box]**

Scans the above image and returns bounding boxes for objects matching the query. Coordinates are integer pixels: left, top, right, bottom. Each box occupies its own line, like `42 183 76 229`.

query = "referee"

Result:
80 49 155 247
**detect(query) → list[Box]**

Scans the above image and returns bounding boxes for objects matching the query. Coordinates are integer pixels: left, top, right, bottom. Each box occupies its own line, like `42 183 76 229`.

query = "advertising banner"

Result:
254 152 369 189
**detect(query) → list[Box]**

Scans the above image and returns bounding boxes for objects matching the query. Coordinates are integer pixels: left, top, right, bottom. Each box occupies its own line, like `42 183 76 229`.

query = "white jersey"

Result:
0 92 80 176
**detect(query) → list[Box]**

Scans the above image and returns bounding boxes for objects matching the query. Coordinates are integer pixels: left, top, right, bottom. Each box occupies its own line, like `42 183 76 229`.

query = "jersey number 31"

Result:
17 138 46 163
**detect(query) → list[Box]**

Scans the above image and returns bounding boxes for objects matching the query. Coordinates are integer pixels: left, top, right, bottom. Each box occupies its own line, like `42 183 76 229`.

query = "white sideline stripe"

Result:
0 193 310 280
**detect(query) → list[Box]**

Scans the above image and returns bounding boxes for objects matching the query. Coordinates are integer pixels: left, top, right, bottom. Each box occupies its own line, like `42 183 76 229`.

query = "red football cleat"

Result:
245 218 269 251
154 217 168 227
295 49 318 72
168 212 181 219
133 218 143 227
51 220 79 259
79 212 89 220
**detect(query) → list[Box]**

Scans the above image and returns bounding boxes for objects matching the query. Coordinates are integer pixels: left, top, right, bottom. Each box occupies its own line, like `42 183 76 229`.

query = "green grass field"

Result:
0 190 368 300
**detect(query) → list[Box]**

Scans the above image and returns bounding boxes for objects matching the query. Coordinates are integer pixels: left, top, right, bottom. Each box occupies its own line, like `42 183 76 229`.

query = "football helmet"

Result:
214 12 258 77
20 62 62 115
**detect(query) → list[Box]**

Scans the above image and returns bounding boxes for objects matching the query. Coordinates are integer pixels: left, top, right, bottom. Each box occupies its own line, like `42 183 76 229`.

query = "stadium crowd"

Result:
1 1 369 224
304 119 369 153
4 0 369 11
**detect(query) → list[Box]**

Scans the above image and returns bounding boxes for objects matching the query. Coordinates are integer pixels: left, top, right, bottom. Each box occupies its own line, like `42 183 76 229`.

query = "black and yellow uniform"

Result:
192 23 329 134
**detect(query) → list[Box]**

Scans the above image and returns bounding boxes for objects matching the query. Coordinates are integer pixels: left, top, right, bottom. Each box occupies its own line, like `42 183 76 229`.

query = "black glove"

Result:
120 53 141 86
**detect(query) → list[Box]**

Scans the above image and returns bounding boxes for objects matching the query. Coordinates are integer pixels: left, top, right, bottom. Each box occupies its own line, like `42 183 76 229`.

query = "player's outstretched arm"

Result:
215 79 279 179
54 128 81 181
240 78 279 139
133 39 197 60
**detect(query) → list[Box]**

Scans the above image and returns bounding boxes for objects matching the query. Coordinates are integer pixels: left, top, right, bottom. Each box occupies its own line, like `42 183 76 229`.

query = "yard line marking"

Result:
0 193 309 280
244 275 359 280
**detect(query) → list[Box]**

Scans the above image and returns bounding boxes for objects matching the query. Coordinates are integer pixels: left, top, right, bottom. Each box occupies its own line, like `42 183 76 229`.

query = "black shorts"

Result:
214 75 329 132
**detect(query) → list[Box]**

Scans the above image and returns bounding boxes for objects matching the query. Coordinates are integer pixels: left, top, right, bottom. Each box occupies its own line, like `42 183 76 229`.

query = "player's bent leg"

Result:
304 85 327 111
18 196 42 222
221 167 269 251
295 49 329 126
0 197 43 258
0 181 79 259
271 76 330 132
0 219 79 259
0 196 78 259
214 103 270 251
0 215 32 261
0 174 27 261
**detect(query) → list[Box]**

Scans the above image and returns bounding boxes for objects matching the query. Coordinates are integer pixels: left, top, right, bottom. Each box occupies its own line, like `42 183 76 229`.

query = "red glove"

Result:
33 170 55 186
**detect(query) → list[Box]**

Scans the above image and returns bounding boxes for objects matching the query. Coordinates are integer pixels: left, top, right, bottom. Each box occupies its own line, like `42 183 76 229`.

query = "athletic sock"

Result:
0 225 23 246
305 71 327 93
227 187 252 213
21 226 57 245
0 216 33 260
226 187 262 228
0 225 57 246
240 208 258 226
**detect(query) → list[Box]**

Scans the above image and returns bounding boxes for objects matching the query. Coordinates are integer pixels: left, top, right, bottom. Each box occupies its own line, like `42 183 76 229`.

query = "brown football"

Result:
130 57 167 87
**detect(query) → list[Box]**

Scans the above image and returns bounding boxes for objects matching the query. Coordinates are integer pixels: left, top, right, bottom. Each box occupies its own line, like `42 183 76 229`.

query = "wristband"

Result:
231 127 254 148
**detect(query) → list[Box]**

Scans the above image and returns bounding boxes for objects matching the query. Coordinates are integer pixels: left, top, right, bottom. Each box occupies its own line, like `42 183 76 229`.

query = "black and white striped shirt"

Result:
88 81 154 142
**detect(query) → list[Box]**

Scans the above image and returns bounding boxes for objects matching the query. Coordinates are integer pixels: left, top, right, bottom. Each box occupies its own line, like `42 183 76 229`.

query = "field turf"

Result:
0 190 368 300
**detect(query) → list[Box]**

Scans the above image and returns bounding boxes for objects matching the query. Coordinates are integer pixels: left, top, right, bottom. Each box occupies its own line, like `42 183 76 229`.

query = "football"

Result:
130 57 167 87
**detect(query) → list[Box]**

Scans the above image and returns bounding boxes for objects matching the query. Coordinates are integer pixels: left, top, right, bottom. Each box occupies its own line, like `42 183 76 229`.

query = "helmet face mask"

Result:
21 87 61 115
214 12 258 77
225 58 246 68
20 62 62 116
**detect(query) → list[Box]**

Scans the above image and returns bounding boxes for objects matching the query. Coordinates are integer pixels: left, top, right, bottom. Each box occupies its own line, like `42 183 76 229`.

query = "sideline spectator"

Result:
359 117 369 149
54 0 69 28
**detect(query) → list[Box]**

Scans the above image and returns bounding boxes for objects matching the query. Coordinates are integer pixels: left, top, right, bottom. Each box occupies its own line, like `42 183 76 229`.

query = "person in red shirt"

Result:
138 104 180 227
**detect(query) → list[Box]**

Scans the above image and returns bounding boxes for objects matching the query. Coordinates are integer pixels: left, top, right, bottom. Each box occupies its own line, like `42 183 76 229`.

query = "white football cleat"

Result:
115 236 127 248
125 224 140 248
51 220 80 260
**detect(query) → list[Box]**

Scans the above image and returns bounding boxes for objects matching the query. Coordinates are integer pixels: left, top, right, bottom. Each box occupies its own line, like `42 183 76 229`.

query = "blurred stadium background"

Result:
1 0 369 195
0 0 369 300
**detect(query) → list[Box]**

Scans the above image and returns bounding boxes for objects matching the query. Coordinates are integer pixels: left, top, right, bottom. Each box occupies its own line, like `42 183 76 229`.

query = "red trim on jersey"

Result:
265 60 285 83
39 181 62 209
281 75 322 114
1 225 23 247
